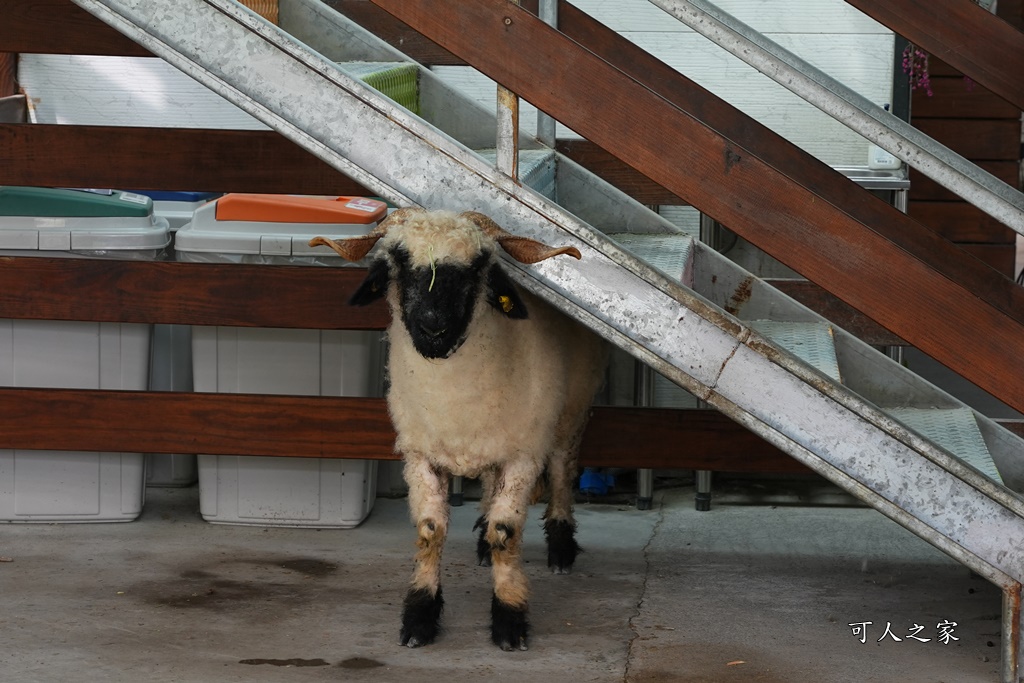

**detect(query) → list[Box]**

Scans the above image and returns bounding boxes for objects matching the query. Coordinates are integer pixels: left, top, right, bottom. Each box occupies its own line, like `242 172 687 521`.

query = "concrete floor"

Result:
0 482 1006 683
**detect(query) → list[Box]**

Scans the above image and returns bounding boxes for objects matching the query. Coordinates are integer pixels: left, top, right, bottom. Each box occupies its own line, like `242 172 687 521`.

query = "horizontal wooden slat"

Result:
0 386 802 471
0 0 152 56
0 123 371 195
955 243 1017 276
911 76 1020 119
0 52 15 97
914 118 1020 161
0 257 390 329
557 139 686 205
909 162 1019 202
847 0 1024 111
909 201 1017 244
765 279 906 346
0 386 1017 472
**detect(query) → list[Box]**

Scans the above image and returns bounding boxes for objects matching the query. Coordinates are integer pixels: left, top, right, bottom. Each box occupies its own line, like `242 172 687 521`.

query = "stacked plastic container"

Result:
134 191 221 488
0 186 170 522
175 193 387 528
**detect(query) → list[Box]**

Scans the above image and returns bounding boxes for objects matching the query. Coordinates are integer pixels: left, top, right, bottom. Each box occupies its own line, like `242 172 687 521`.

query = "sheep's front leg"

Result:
484 459 544 651
400 456 449 648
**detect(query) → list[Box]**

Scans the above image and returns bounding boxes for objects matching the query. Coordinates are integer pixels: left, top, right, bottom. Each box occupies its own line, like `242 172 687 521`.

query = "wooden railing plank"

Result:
369 0 1024 414
556 139 685 205
846 0 1024 111
0 386 803 471
0 257 390 329
0 123 371 195
0 0 152 56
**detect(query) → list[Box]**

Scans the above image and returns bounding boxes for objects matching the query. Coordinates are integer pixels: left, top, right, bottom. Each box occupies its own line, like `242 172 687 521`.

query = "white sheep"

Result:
311 209 608 651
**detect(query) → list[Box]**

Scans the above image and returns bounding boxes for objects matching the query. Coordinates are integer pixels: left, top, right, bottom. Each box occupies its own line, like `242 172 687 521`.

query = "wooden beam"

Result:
0 123 372 195
910 162 1018 202
368 0 1024 414
913 118 1021 161
0 385 1015 473
556 139 685 205
0 53 15 97
0 0 152 56
0 257 390 329
910 76 1020 119
909 202 1017 244
765 280 906 347
0 386 802 471
846 0 1024 111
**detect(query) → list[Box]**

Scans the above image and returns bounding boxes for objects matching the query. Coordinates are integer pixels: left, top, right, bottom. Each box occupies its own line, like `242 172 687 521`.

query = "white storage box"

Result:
176 194 388 528
0 186 169 522
132 192 219 487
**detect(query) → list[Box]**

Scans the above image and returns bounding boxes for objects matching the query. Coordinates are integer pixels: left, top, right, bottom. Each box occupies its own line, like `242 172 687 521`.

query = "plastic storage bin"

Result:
175 193 388 528
0 186 170 522
132 191 220 487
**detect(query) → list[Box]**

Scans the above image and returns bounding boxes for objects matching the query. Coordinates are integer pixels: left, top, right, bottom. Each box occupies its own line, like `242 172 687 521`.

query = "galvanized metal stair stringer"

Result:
68 0 1024 678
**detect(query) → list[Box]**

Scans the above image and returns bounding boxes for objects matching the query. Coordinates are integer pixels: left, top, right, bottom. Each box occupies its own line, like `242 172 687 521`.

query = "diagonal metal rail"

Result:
646 0 1024 236
69 0 1024 678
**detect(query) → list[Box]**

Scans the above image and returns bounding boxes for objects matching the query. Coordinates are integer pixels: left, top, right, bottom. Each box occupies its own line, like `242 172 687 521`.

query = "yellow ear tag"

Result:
499 295 514 314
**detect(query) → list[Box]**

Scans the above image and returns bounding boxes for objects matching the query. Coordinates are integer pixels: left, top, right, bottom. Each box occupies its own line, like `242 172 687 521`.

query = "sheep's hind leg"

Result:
400 457 450 648
543 444 583 575
474 469 497 567
484 460 543 651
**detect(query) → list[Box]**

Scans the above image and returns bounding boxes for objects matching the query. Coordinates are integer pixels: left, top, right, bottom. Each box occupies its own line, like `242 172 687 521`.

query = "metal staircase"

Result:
68 0 1024 679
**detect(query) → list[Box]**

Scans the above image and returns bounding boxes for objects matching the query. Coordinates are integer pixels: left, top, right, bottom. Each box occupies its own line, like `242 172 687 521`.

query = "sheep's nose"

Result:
419 323 447 339
417 311 447 338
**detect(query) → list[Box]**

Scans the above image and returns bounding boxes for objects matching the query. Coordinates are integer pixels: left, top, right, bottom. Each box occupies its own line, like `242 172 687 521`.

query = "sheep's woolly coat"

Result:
378 212 607 479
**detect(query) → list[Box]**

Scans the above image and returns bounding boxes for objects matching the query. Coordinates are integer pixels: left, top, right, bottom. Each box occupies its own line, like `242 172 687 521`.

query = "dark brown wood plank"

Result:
557 139 686 205
369 0 1024 414
0 389 398 459
324 0 537 66
0 123 371 195
0 385 1016 472
0 53 15 97
581 407 804 472
909 201 1017 244
909 162 1019 202
847 0 1024 111
914 119 1021 160
764 280 906 346
0 257 390 329
910 76 1020 119
956 243 1017 276
0 386 802 471
0 0 152 56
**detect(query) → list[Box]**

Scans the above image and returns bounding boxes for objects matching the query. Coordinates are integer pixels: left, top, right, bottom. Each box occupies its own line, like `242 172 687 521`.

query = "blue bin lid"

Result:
131 190 221 203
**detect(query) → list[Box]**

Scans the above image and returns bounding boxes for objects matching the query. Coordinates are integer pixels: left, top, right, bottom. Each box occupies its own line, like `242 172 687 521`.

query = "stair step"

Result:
887 407 1003 484
608 232 693 282
748 320 842 383
475 149 556 199
336 61 420 114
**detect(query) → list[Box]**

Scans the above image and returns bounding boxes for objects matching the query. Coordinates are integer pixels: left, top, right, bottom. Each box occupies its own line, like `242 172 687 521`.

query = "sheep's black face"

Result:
348 244 530 360
392 248 490 360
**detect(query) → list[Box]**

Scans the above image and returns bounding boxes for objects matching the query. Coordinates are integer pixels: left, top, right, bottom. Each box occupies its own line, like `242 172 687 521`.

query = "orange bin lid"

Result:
214 194 388 224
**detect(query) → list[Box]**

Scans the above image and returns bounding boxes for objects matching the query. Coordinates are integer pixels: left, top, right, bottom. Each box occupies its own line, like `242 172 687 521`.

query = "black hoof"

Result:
400 587 444 648
474 515 491 567
491 594 529 651
544 518 581 574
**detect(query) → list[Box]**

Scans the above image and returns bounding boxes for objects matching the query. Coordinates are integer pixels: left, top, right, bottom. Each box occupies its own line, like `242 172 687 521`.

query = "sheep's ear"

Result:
348 258 390 306
459 211 582 264
486 264 528 319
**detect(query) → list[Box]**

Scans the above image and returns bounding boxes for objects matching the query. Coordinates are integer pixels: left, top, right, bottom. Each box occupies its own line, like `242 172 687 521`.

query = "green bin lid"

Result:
0 187 152 218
